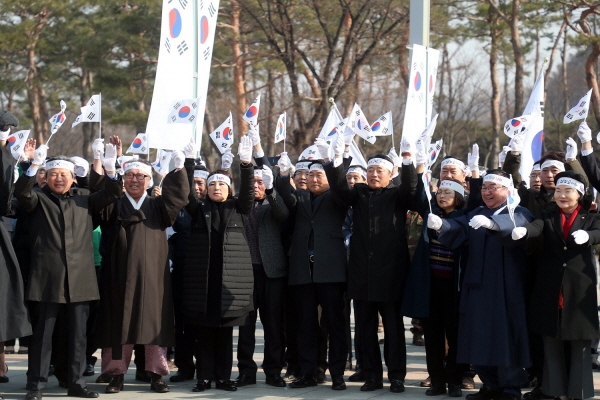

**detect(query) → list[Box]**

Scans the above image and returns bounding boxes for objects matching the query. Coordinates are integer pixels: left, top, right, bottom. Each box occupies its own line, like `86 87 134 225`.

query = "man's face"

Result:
367 166 391 189
308 170 329 195
440 165 466 183
529 170 542 190
541 166 561 191
124 169 150 200
193 177 207 198
346 172 365 188
481 181 509 209
46 168 74 195
36 168 47 188
293 169 309 190
254 175 266 200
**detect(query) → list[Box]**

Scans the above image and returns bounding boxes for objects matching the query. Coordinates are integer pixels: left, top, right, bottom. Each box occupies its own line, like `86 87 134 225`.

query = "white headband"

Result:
194 170 209 180
309 163 325 172
254 169 263 177
556 177 585 194
367 157 393 172
541 160 565 172
531 164 541 172
441 158 466 172
296 161 311 171
207 173 231 186
124 161 153 176
347 166 367 179
439 180 465 196
483 174 513 188
45 160 75 172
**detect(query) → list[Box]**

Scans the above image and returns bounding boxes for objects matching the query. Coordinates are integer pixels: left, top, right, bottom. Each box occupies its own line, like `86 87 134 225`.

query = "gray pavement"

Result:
2 317 600 399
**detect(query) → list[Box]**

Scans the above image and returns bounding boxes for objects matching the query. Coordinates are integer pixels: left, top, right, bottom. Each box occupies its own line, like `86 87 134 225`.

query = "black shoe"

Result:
466 386 500 400
135 370 152 383
390 379 405 393
523 387 553 400
462 376 475 390
150 374 170 393
105 375 124 394
95 373 111 384
67 386 99 398
496 393 522 400
25 390 42 400
361 378 384 391
0 375 7 383
427 383 447 396
18 348 29 355
283 368 300 382
349 369 366 382
449 383 463 397
192 380 211 392
169 370 194 382
331 375 346 390
82 364 95 377
234 374 256 387
316 368 327 383
58 381 68 389
289 375 318 388
215 380 237 391
345 360 353 371
48 365 55 377
265 374 286 387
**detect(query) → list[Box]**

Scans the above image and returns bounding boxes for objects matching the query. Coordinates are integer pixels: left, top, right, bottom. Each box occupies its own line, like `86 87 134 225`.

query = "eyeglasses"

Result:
480 185 504 193
436 190 454 197
529 174 541 179
124 173 149 181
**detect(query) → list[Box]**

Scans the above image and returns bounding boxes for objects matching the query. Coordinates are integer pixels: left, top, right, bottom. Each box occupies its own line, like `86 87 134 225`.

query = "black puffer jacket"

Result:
182 161 255 326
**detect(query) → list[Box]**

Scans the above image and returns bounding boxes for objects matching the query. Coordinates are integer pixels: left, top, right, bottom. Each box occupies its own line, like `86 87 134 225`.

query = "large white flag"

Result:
72 95 101 127
519 65 546 183
371 111 393 136
349 103 375 144
167 98 201 124
209 113 234 154
49 100 67 134
349 140 368 169
7 130 29 159
274 112 286 144
299 145 320 160
243 94 261 127
564 89 592 124
318 108 342 139
126 133 148 154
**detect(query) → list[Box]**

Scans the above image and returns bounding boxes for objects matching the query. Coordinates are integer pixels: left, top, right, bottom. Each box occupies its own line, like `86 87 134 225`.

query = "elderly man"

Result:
95 139 189 394
15 144 122 400
428 170 534 400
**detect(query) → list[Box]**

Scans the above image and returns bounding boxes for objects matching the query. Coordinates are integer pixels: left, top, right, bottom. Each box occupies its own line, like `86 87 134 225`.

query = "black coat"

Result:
324 161 417 302
182 162 255 326
523 208 600 340
253 188 289 279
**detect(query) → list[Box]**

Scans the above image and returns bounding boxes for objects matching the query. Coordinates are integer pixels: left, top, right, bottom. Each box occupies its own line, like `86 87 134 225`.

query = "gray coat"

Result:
253 189 289 278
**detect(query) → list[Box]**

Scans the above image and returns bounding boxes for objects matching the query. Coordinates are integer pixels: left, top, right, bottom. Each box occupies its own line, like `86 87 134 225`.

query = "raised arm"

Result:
237 162 255 215
157 167 190 227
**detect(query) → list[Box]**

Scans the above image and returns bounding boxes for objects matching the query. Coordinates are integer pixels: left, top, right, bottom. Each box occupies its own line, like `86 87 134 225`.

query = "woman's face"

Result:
554 185 580 212
208 181 229 202
435 188 456 212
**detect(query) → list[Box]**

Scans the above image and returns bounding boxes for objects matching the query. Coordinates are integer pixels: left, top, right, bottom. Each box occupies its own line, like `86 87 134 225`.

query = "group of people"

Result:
0 107 599 400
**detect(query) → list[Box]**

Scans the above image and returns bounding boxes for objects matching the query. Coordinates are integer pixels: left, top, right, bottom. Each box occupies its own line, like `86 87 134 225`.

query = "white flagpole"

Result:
328 97 344 120
390 111 395 149
98 92 102 138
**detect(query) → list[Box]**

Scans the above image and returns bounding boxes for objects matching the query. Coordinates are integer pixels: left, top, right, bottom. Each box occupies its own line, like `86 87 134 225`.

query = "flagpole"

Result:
98 92 102 138
328 97 344 120
390 111 395 149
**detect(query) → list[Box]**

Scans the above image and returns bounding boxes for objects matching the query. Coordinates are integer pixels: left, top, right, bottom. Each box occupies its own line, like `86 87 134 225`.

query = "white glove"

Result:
33 144 48 166
248 125 260 147
400 137 413 156
572 229 590 245
262 166 273 189
221 148 234 169
577 121 592 143
499 146 510 166
387 147 401 167
469 215 496 230
415 140 428 165
172 150 185 169
468 144 479 170
509 134 524 153
565 137 577 161
103 143 117 172
183 138 196 159
511 227 527 240
92 138 104 160
315 138 330 160
238 135 253 163
333 131 345 157
278 152 292 174
71 156 89 177
427 213 443 231
0 129 9 141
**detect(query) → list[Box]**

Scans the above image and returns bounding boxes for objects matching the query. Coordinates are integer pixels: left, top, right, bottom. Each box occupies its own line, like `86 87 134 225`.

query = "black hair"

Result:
485 169 510 179
538 150 566 165
437 178 466 210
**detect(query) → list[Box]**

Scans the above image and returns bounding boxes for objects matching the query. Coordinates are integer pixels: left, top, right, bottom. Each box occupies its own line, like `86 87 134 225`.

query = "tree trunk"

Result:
490 8 502 169
230 0 246 137
510 0 524 116
585 44 600 128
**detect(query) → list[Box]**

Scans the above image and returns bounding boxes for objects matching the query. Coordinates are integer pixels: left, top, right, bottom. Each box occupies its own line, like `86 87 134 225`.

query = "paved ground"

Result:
2 317 600 399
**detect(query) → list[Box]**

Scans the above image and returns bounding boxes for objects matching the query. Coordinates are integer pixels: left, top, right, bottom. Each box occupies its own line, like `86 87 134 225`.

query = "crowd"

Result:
0 108 599 400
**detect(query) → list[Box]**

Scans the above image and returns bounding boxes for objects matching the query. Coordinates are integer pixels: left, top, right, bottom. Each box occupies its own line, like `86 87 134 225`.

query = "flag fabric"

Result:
417 113 439 148
167 98 200 124
152 149 173 175
507 185 520 227
49 100 67 134
349 103 375 144
371 111 393 136
209 113 234 154
422 170 433 212
318 108 342 139
428 139 443 167
72 94 101 127
299 144 320 160
504 114 533 138
274 112 286 144
7 130 29 159
519 64 546 184
349 140 368 169
126 133 148 154
564 89 593 124
243 94 261 127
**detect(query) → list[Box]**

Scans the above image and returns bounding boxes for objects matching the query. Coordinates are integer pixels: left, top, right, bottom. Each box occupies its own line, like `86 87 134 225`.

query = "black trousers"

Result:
294 282 347 377
27 301 89 391
421 277 463 386
354 299 406 381
237 267 286 377
172 273 195 375
193 326 233 381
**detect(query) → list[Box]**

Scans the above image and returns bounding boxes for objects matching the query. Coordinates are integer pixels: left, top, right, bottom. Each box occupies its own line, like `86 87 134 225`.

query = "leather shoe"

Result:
234 374 256 387
265 374 286 387
67 386 99 398
448 383 463 397
192 380 211 392
331 375 346 390
316 368 327 383
466 386 500 400
360 378 384 391
169 371 194 382
25 391 42 400
105 375 124 394
523 387 553 400
135 370 152 383
348 369 366 382
426 383 447 396
283 368 300 382
82 364 95 377
95 373 111 384
215 380 237 391
150 374 169 393
58 381 68 389
289 375 317 388
390 379 405 393
462 376 475 390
